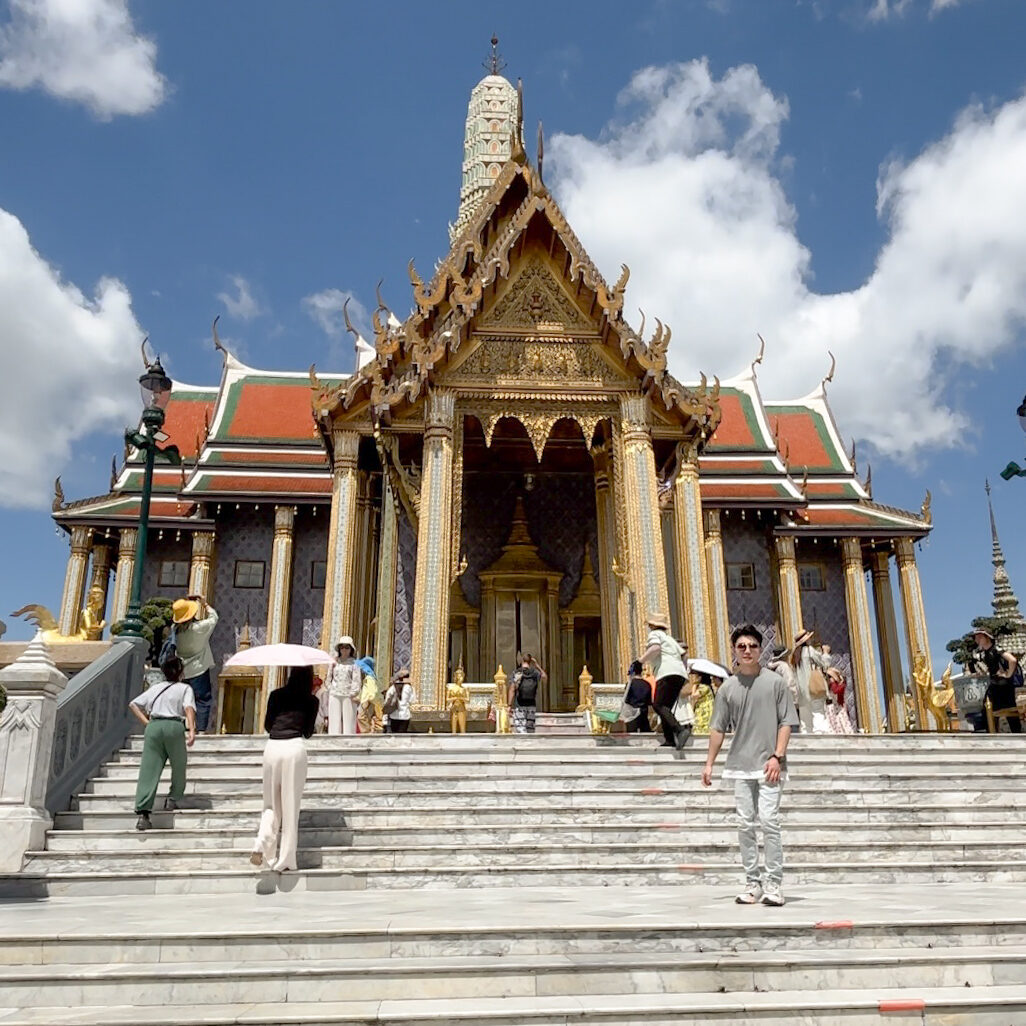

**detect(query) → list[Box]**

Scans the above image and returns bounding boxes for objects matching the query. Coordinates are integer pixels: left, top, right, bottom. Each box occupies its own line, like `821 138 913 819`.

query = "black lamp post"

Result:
118 356 180 639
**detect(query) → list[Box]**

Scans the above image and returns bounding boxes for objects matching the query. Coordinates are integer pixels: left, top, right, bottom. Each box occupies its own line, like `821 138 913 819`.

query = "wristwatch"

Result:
769 753 784 762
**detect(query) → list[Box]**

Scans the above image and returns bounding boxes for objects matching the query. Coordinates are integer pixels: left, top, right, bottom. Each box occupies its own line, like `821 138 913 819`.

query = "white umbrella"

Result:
224 643 333 668
688 657 730 679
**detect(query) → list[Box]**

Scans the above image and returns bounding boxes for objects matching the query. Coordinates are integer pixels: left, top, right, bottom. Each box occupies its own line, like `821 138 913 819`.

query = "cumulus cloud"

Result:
302 288 370 339
549 59 1026 459
217 275 263 321
867 0 969 18
0 0 166 118
0 207 143 508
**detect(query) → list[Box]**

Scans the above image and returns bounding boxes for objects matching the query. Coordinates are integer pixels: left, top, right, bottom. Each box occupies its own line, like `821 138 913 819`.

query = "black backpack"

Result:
516 669 539 704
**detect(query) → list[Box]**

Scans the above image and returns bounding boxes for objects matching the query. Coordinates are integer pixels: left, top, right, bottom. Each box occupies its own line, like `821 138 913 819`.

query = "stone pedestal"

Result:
0 634 68 872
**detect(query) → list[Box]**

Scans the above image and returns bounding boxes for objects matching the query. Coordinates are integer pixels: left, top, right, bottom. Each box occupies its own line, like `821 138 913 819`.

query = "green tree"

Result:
945 615 1017 669
111 597 175 664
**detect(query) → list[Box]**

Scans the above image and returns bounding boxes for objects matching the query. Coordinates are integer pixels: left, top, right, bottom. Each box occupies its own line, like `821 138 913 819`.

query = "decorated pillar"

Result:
593 445 624 684
373 479 398 679
840 538 884 733
671 443 712 655
618 397 671 644
58 526 92 637
111 528 138 623
262 505 296 706
321 428 361 651
88 543 114 629
704 510 730 664
410 389 456 708
870 550 907 732
465 611 480 682
188 530 216 601
773 535 803 649
350 473 376 654
895 537 932 728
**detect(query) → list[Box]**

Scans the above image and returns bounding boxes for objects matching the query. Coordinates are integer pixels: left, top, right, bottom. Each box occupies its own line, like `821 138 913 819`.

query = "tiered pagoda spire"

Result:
986 481 1026 656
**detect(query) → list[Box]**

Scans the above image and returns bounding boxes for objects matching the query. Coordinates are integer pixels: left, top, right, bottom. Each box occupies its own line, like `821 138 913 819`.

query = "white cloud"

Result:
0 207 143 508
0 0 166 119
867 0 968 18
549 59 1026 460
217 275 263 321
302 288 370 339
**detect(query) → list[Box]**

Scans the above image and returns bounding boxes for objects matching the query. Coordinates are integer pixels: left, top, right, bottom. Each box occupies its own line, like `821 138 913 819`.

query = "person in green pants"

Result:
130 656 197 831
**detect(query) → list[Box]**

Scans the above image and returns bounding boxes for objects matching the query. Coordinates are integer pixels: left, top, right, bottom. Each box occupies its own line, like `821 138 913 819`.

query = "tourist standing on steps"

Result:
129 656 196 831
171 596 218 734
383 669 414 733
620 659 653 733
702 624 797 907
509 654 545 733
642 612 691 749
790 629 831 734
251 665 319 872
766 644 799 725
357 656 383 733
970 628 1022 733
326 636 362 735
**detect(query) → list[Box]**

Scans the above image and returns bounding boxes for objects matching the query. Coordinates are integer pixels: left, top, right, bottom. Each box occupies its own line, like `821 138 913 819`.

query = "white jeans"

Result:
733 778 784 889
253 737 308 871
327 694 358 735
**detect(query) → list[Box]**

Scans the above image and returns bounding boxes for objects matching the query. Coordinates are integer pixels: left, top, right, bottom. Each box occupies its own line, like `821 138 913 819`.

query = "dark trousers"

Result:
626 708 652 732
653 675 687 745
186 669 212 732
982 682 1023 732
389 719 410 733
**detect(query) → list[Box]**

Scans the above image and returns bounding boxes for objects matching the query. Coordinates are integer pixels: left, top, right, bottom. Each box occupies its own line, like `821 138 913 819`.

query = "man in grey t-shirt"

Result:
702 623 797 906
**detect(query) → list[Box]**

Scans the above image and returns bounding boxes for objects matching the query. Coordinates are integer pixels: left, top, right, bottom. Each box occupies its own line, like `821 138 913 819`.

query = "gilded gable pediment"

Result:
477 257 596 336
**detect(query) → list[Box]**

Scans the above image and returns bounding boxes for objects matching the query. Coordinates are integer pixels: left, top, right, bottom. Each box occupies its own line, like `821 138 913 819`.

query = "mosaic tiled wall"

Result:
460 473 599 609
288 510 328 648
796 541 857 724
722 516 778 656
392 505 416 678
208 505 274 674
139 534 192 607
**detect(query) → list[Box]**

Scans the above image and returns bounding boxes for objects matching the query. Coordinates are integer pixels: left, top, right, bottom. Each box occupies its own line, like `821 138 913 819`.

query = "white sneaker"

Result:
761 886 785 906
735 882 763 904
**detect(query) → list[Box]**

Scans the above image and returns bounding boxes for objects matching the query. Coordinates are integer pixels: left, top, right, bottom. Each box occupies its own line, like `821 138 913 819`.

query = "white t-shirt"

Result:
386 683 414 721
646 629 688 681
132 679 196 719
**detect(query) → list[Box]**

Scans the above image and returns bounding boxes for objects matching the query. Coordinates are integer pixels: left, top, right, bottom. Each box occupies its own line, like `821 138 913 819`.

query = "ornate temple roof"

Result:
986 482 1026 656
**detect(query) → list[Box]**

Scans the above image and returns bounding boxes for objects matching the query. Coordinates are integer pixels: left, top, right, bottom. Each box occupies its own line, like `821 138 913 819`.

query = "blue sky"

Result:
1 0 1025 672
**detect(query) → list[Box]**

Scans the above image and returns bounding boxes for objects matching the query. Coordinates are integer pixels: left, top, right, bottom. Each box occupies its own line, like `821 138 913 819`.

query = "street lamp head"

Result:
139 357 173 411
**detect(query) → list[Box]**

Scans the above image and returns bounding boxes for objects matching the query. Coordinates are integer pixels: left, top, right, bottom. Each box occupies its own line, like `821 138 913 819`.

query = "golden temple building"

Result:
51 66 934 732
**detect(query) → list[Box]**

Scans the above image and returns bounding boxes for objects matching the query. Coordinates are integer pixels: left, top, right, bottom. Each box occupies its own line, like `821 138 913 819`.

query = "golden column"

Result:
410 389 456 708
321 428 361 650
593 443 625 684
671 443 712 656
465 612 480 682
895 537 932 728
58 526 92 636
704 509 730 664
773 535 803 649
373 479 398 680
618 397 671 643
110 527 138 623
87 543 114 627
262 505 296 706
188 530 216 601
350 473 378 654
870 550 907 732
840 537 884 733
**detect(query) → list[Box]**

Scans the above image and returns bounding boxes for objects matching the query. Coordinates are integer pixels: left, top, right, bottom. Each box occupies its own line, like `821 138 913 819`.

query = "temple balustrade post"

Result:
870 550 907 732
58 526 92 637
110 527 138 624
704 509 730 664
618 397 671 645
895 537 932 729
373 479 398 680
321 428 362 651
671 444 713 656
187 530 216 601
410 389 456 709
840 537 884 733
773 535 803 649
262 505 296 708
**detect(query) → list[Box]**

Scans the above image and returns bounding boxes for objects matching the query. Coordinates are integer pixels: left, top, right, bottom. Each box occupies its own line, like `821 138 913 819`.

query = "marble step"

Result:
52 803 1026 830
3 985 1026 1024
42 820 1026 853
68 786 1026 811
24 835 1026 874
7 859 1026 898
5 943 1026 1007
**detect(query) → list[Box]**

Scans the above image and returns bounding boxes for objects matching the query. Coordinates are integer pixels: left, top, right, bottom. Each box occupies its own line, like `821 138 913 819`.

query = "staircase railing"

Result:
46 637 148 815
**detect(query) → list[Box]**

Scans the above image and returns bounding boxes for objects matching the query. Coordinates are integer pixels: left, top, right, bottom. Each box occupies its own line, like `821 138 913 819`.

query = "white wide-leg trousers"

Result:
252 737 308 871
327 694 358 735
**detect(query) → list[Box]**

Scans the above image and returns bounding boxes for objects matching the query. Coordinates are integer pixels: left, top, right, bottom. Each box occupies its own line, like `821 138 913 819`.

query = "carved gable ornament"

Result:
477 259 595 335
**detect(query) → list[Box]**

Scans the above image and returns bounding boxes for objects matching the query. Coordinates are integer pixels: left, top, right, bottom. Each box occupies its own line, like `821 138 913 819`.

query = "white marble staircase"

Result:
1 733 1025 1024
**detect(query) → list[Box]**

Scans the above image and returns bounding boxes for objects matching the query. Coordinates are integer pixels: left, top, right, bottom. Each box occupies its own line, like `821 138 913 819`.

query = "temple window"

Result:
158 560 189 588
726 563 756 590
798 562 826 591
233 560 265 589
310 560 327 589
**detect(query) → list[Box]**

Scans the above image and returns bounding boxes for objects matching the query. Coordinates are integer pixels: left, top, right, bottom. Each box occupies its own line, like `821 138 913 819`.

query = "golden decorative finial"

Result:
537 120 545 186
512 77 526 162
52 476 65 513
637 308 646 340
863 463 873 498
140 335 152 368
109 455 118 491
850 439 857 473
308 363 322 391
921 489 932 524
